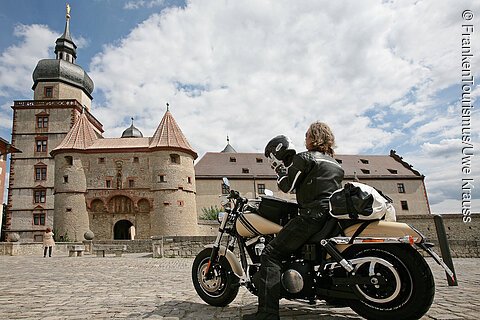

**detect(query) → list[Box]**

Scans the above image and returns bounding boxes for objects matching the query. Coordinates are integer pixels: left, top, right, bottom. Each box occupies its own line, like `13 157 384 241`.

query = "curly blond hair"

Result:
307 121 336 156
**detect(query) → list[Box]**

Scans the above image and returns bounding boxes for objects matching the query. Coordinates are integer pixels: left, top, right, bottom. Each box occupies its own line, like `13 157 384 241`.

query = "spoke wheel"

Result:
192 248 239 307
345 245 435 320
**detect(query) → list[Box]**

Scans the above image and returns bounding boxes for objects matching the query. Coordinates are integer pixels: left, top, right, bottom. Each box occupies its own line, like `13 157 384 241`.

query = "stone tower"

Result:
149 108 198 236
51 112 97 241
6 5 100 241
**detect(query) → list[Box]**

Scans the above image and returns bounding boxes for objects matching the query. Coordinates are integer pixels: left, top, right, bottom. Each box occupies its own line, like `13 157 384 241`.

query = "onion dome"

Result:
121 118 144 138
31 4 94 97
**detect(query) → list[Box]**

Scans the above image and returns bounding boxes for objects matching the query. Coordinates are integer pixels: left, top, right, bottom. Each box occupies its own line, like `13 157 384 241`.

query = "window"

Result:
230 157 236 163
388 169 398 174
128 179 135 188
63 175 69 183
170 154 180 164
177 200 185 207
157 175 166 183
187 177 192 184
360 169 370 174
133 157 139 163
65 156 73 166
34 190 46 203
33 212 46 225
401 201 409 211
242 168 250 174
256 158 263 163
35 138 47 152
222 183 230 195
98 157 105 164
35 166 47 181
44 86 53 98
258 184 266 195
106 180 111 188
360 159 369 164
36 116 49 129
397 183 405 193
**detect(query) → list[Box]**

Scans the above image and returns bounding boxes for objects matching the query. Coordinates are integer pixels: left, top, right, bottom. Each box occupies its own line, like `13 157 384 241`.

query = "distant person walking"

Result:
43 228 55 257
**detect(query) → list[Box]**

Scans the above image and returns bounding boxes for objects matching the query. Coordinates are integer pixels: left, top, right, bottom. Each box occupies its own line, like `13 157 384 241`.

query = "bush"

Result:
200 205 222 220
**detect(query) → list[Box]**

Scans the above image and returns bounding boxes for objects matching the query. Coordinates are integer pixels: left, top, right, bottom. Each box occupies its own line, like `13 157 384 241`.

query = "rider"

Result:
243 121 344 320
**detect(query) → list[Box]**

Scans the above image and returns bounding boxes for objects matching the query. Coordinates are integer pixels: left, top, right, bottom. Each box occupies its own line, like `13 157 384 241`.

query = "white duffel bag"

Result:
329 182 396 221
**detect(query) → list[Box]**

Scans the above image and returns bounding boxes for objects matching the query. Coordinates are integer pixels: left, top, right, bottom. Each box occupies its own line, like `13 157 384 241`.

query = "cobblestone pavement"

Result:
0 254 478 319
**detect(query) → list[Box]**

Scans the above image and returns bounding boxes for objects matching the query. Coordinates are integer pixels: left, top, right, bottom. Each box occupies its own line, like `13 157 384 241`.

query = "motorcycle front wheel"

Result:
346 245 435 320
192 248 240 307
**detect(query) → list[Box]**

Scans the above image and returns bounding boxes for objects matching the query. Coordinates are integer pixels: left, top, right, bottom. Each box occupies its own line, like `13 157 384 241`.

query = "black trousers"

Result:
43 246 52 257
257 214 327 315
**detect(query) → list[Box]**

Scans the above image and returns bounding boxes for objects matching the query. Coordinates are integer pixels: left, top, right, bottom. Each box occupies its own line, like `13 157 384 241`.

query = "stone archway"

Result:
114 220 133 240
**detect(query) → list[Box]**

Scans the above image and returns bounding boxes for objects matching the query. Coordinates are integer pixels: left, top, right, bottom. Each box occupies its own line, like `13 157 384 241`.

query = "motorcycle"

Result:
192 178 455 320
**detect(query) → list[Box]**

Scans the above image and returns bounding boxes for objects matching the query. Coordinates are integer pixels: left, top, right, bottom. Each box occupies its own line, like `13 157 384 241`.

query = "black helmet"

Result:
264 135 296 169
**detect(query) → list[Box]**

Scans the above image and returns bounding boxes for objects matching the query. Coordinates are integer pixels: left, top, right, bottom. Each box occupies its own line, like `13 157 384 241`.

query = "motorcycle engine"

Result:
282 268 304 293
281 260 314 298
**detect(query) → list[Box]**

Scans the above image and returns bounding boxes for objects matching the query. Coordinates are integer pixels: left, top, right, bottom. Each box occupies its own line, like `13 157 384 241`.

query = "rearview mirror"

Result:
264 189 274 196
222 177 230 189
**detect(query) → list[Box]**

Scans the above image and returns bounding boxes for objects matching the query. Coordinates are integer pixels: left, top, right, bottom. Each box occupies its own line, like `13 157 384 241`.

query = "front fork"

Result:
205 207 231 279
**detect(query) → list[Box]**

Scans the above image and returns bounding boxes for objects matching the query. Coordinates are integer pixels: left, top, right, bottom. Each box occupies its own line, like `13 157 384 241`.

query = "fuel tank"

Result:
236 212 282 237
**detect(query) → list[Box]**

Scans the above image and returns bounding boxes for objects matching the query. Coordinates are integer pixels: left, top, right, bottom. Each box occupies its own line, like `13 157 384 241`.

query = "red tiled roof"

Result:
52 112 98 152
88 137 150 149
149 110 197 159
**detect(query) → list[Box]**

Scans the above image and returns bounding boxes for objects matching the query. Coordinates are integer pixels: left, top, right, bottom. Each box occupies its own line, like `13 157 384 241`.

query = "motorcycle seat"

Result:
307 218 342 243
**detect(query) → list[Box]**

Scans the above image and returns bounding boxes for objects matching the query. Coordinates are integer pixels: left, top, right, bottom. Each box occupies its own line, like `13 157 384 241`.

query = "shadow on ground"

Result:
142 299 364 319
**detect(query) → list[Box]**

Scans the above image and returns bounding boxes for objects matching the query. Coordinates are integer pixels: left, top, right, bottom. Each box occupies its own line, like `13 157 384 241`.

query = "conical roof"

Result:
51 111 98 154
221 136 237 153
149 110 197 159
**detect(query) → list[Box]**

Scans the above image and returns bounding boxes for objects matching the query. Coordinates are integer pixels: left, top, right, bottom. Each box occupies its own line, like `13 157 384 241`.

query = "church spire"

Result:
55 3 77 63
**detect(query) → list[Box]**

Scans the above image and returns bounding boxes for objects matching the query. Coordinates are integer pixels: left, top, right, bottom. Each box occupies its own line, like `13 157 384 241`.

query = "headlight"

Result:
217 211 227 223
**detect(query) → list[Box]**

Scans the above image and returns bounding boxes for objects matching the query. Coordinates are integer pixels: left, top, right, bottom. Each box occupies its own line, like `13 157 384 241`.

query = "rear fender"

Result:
336 221 424 254
204 244 244 278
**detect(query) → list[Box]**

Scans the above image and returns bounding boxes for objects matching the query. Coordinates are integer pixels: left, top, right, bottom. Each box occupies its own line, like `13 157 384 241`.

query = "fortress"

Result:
5 6 198 241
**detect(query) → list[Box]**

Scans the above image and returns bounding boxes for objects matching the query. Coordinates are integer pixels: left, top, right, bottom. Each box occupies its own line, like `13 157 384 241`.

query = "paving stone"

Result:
0 255 478 319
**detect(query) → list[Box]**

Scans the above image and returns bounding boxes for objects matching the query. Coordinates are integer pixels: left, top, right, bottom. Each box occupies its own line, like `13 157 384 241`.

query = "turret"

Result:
51 111 98 241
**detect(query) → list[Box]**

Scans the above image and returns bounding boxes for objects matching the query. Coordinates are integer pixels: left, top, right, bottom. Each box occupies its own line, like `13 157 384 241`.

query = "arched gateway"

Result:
114 220 133 240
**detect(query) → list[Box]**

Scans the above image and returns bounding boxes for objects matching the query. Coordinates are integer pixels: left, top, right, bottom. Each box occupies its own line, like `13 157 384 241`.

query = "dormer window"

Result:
335 159 343 164
230 157 236 163
256 158 263 163
242 168 250 174
360 169 370 174
388 169 398 174
360 159 369 164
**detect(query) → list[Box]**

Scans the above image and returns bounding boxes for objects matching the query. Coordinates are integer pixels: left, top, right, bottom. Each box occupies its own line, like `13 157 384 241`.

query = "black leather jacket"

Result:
277 151 344 217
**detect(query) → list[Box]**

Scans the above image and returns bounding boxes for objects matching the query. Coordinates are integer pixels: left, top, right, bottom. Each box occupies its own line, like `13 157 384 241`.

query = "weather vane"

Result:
166 102 170 111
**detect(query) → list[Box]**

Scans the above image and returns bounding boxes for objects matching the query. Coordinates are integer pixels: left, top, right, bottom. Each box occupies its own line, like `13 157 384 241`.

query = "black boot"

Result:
242 311 279 320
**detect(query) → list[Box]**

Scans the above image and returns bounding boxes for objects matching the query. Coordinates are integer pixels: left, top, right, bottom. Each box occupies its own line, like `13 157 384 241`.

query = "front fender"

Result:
204 244 244 278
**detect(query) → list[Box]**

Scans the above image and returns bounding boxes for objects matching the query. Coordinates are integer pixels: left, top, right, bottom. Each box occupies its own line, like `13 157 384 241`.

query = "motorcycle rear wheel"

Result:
192 248 240 307
346 245 435 320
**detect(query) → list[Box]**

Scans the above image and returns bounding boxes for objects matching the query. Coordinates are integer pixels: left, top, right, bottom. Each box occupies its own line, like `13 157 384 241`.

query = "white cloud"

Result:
124 0 166 10
1 0 479 214
0 24 57 98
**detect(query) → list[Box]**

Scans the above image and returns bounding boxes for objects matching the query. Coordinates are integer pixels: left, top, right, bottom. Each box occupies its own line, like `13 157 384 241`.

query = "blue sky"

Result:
0 0 479 213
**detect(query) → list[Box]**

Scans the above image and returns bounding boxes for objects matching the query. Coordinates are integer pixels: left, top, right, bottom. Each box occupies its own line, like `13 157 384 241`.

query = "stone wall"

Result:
0 242 82 256
152 236 216 258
